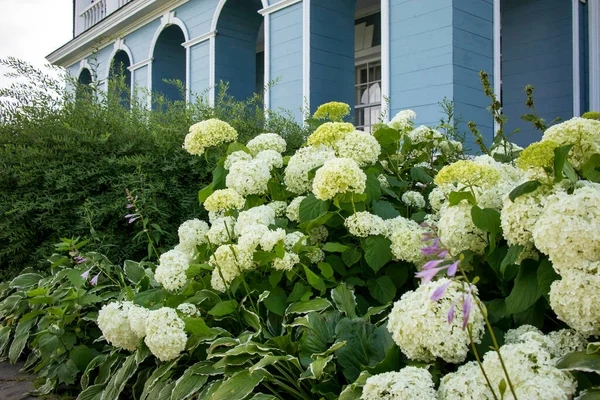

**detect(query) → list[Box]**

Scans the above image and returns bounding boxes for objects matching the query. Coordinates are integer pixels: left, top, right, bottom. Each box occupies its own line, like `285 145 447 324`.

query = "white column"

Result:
381 0 390 122
572 0 581 116
264 13 271 110
106 0 119 15
590 0 600 112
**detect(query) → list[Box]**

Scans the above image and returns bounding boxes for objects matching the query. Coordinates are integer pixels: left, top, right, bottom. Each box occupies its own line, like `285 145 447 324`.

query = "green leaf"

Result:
134 288 167 307
365 173 382 203
537 258 559 301
554 144 574 180
212 166 227 190
410 167 433 183
9 318 36 363
367 276 396 305
500 245 524 277
299 194 330 224
374 126 401 146
298 311 341 366
508 180 542 202
124 260 145 284
9 273 42 289
70 345 94 372
227 142 250 155
563 161 578 182
211 370 271 400
471 206 501 252
57 359 79 386
198 184 214 205
557 351 600 374
371 200 400 219
317 262 334 279
77 384 104 400
322 242 350 253
183 318 212 335
102 354 141 400
171 369 208 400
263 287 287 316
341 247 361 267
505 260 540 315
286 298 332 315
208 300 238 317
449 190 476 206
576 388 600 400
582 154 600 183
303 265 326 293
363 236 392 272
331 284 357 318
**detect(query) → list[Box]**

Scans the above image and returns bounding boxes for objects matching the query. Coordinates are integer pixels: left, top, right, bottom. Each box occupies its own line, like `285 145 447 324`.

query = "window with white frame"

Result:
355 9 381 132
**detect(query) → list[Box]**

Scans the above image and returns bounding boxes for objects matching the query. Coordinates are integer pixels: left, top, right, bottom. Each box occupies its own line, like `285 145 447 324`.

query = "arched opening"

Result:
152 25 186 105
215 0 264 100
108 50 132 109
355 0 381 132
76 68 93 100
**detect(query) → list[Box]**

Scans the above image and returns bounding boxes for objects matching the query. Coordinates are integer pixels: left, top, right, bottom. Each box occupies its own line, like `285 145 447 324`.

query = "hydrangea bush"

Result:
2 100 600 399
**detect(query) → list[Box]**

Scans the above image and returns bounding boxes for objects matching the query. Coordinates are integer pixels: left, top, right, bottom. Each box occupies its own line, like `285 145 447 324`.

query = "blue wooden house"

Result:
48 0 600 145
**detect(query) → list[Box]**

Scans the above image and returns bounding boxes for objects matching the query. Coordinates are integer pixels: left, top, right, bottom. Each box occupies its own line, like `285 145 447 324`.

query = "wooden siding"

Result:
133 64 149 105
124 18 161 64
152 25 186 103
389 0 454 127
453 0 494 143
214 0 263 101
269 2 304 121
310 0 355 112
501 0 573 146
174 0 220 39
189 41 211 98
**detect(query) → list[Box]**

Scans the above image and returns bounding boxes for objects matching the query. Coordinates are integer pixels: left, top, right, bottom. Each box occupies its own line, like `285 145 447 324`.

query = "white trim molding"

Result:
493 0 501 132
258 0 302 15
264 13 271 110
128 57 153 71
76 59 93 81
183 30 217 48
380 0 390 122
590 0 600 111
302 0 311 115
572 0 581 116
47 0 189 68
105 38 134 88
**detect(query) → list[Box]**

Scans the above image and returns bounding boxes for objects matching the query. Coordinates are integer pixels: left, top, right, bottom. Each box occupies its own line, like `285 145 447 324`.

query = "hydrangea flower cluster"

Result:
387 279 485 363
144 307 188 362
361 367 436 400
209 244 254 292
246 133 287 155
155 249 193 291
541 117 600 169
401 191 425 209
388 109 416 131
332 130 381 167
176 218 209 254
313 101 351 121
344 211 386 237
384 216 428 264
306 122 355 146
226 159 271 196
284 145 336 194
97 301 139 351
183 119 237 156
312 158 366 200
203 189 245 213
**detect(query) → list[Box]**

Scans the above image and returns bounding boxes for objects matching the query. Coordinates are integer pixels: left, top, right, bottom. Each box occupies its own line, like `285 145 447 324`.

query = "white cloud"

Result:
0 0 72 88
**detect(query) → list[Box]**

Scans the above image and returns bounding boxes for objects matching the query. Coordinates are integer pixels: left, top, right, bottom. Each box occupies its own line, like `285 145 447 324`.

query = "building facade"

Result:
48 0 600 145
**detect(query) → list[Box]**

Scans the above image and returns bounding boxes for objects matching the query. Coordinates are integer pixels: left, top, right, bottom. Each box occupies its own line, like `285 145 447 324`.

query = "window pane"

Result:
356 85 368 105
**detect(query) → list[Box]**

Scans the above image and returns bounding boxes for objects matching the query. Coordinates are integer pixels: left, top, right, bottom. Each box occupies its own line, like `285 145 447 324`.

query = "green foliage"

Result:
0 58 306 279
582 111 600 121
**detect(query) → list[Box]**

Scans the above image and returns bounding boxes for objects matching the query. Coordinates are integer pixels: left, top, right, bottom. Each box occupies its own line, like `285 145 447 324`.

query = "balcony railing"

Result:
79 0 134 32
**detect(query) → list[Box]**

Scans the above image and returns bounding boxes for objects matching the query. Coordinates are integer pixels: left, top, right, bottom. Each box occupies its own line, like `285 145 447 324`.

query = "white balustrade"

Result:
79 0 133 32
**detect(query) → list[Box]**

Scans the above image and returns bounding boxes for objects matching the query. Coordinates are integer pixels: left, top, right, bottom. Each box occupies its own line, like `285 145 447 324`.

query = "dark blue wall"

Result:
109 50 132 108
215 0 263 100
310 0 355 112
152 25 186 104
501 0 573 146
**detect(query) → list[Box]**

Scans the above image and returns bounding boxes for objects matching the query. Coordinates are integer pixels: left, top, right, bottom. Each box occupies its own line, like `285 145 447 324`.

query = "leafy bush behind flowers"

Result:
2 95 600 399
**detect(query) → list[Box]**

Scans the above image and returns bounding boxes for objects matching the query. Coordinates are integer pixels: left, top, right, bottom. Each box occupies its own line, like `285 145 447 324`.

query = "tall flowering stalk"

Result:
125 188 160 260
417 224 518 400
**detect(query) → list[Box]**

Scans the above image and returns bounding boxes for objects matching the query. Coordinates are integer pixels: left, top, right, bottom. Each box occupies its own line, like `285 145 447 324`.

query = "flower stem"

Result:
468 324 499 400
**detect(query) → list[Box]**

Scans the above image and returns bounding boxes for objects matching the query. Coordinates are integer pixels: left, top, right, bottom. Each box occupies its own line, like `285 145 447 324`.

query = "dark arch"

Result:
152 25 186 106
215 0 264 100
108 50 132 108
76 68 93 101
78 68 92 85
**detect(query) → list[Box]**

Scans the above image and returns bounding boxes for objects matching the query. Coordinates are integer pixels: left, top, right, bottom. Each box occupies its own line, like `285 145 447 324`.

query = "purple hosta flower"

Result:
430 281 452 301
126 203 134 209
462 285 474 329
448 300 457 324
90 273 100 286
415 266 446 283
417 259 462 283
447 260 459 277
128 216 140 224
74 255 89 264
422 259 445 270
81 268 92 280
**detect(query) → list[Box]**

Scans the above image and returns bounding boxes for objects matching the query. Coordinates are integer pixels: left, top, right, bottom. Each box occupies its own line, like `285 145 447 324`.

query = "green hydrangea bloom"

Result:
313 101 350 122
307 122 355 147
516 140 558 171
434 160 501 189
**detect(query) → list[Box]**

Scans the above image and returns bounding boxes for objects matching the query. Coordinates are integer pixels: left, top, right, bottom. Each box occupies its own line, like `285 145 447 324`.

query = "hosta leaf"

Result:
286 298 332 315
170 368 208 400
211 369 272 400
9 273 42 289
557 351 600 374
331 284 357 318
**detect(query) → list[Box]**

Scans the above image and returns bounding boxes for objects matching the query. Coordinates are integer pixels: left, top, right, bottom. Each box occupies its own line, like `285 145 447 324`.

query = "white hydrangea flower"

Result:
407 125 441 144
127 304 150 340
203 189 245 213
490 141 524 157
144 308 188 362
246 133 287 155
344 211 386 238
176 303 199 318
428 187 447 212
312 158 367 201
286 196 306 222
439 140 463 156
306 248 325 263
438 361 493 400
267 201 288 217
260 228 286 252
208 211 224 224
237 224 270 251
542 117 600 169
532 185 600 266
501 188 548 248
226 159 271 196
438 203 487 256
176 219 209 254
401 191 426 209
285 231 306 252
378 174 390 189
155 249 192 291
384 216 427 264
209 244 254 292
480 338 577 400
256 149 283 170
387 279 485 363
273 252 300 271
388 109 416 130
361 367 436 400
332 130 381 167
224 150 252 170
550 269 600 336
235 206 276 236
207 216 236 245
308 226 328 244
504 325 543 344
284 145 336 194
505 327 587 360
183 119 238 156
98 301 139 351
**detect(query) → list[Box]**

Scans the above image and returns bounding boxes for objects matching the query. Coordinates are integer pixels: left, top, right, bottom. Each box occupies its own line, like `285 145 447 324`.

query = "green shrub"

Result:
583 111 600 121
0 58 307 279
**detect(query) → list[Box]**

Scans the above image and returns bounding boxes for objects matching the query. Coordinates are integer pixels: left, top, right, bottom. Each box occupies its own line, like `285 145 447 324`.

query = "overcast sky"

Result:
0 0 73 88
